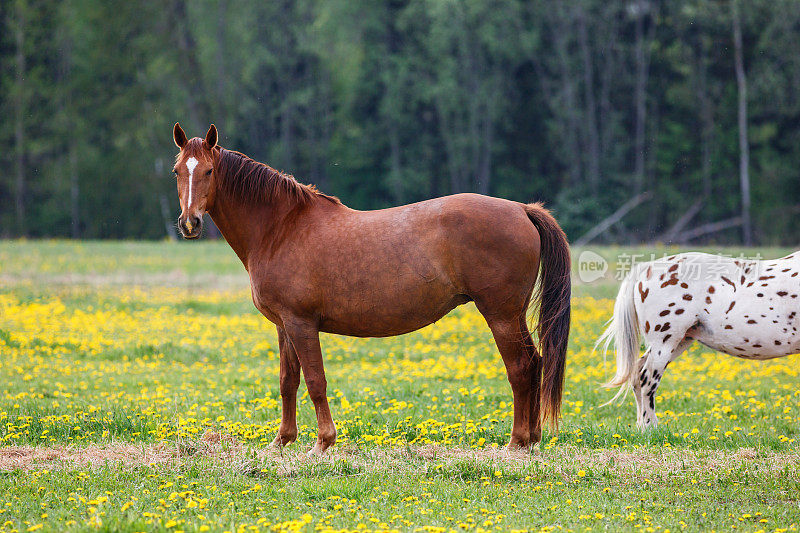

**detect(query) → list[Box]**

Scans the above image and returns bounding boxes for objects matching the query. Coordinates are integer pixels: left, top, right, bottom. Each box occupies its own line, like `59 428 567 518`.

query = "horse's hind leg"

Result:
631 348 651 429
485 315 541 448
270 326 301 448
521 322 542 444
634 337 692 429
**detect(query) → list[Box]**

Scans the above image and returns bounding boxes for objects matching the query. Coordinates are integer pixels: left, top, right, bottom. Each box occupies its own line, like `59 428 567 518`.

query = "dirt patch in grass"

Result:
0 431 245 471
1 432 797 478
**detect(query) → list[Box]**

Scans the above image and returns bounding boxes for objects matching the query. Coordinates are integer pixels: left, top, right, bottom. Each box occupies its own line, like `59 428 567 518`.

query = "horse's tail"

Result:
596 263 641 404
524 202 571 431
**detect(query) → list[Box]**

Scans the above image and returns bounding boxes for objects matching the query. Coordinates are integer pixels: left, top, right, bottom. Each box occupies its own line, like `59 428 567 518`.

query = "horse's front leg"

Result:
282 319 336 456
271 327 301 448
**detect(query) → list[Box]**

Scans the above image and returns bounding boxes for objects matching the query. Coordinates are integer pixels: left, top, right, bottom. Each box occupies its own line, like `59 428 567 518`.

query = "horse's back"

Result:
333 193 541 284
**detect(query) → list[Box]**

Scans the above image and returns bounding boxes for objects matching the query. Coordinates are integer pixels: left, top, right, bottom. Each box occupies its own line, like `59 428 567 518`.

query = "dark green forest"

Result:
1 0 799 243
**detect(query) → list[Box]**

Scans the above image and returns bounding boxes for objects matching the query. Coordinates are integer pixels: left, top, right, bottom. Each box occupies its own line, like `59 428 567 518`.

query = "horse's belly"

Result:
694 324 800 360
319 293 470 337
705 286 800 358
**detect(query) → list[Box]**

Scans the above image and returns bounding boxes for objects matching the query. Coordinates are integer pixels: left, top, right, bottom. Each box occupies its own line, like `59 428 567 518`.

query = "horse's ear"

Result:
203 124 218 150
173 122 188 149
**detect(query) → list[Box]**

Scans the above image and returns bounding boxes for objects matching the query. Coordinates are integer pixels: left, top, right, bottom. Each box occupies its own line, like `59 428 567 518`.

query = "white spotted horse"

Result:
598 251 800 429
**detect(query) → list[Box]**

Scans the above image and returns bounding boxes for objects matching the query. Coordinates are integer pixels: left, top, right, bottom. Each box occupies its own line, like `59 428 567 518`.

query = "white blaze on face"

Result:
186 157 199 209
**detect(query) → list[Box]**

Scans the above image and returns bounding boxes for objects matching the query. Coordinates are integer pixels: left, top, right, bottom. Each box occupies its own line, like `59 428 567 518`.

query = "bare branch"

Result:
658 199 705 244
673 217 743 243
574 192 653 246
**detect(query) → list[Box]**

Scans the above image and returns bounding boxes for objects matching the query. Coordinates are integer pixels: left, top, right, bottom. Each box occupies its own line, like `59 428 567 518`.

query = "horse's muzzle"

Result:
178 215 202 239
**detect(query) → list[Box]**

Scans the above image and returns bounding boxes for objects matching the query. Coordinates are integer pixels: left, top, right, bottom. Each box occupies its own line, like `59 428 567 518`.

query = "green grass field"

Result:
0 240 798 532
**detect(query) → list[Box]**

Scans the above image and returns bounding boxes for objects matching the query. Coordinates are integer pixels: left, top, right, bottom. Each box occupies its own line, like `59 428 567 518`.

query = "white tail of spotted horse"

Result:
598 251 800 429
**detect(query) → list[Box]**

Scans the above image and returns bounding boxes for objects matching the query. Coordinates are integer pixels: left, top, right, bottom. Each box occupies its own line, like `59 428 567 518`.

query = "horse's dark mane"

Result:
213 144 339 207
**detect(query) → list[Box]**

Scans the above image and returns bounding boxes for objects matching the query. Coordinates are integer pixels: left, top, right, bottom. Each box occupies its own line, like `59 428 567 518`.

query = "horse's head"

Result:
172 122 218 239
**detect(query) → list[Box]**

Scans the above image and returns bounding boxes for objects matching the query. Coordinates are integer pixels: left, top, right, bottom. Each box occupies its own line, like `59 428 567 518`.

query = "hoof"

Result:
507 436 532 450
637 419 658 432
307 442 330 457
270 433 297 449
307 433 335 456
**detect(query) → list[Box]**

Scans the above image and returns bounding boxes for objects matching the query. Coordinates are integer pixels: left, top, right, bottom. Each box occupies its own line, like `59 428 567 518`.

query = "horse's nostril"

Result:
178 215 202 238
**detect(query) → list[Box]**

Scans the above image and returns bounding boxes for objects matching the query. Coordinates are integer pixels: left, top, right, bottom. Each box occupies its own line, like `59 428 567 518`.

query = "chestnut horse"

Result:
172 123 571 455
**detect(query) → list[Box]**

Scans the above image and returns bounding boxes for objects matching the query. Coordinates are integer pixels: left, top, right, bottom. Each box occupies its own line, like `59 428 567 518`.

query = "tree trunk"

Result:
56 11 79 238
170 0 207 129
388 121 402 201
280 86 295 170
553 7 582 187
384 6 404 203
13 0 27 237
318 69 332 191
576 4 601 194
477 99 492 196
70 145 80 238
215 0 228 124
467 41 481 192
433 89 465 194
697 35 714 200
159 194 177 241
307 70 332 192
633 0 651 195
732 0 752 245
645 83 660 239
597 5 619 161
529 5 582 188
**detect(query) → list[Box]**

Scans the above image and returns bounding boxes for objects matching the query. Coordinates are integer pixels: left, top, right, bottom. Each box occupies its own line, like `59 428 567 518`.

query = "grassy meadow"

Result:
0 240 799 532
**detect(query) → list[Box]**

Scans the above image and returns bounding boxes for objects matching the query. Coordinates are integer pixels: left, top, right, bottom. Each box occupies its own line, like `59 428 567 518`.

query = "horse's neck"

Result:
207 184 287 268
207 195 260 268
207 187 316 270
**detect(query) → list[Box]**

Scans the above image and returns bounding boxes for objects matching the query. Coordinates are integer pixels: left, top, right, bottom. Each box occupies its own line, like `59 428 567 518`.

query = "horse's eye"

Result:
173 169 178 175
205 169 212 176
